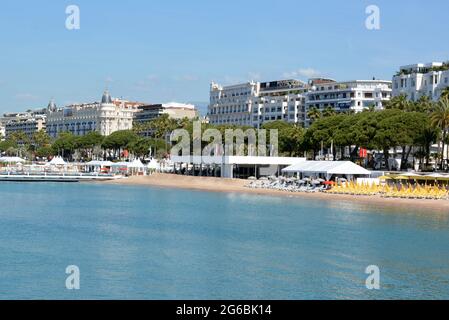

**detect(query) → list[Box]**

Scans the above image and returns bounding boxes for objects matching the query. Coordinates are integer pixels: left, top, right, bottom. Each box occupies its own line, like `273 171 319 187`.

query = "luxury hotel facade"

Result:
392 62 449 101
208 78 392 128
46 91 142 138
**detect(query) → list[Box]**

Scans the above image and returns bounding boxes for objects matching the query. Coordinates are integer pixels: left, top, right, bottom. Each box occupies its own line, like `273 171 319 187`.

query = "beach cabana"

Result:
147 159 160 171
128 159 146 176
44 156 68 173
48 156 67 166
109 162 129 175
282 161 371 181
85 160 113 173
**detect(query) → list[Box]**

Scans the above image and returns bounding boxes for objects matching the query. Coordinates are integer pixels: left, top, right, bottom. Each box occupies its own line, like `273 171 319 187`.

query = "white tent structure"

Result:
48 156 67 166
110 162 129 167
86 160 113 167
85 160 114 173
128 159 146 176
128 159 145 168
147 159 159 170
282 161 371 180
0 156 26 163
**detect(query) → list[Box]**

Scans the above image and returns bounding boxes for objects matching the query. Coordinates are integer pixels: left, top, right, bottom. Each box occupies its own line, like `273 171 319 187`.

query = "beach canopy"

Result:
147 159 159 170
86 160 113 167
110 162 129 167
0 156 26 163
282 161 371 176
48 156 67 166
128 159 145 168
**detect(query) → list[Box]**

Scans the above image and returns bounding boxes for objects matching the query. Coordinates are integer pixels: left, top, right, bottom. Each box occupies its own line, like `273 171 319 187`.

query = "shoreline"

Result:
102 173 449 213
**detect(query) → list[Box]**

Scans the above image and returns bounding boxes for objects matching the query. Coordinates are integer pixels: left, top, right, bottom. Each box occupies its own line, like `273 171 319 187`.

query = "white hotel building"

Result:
46 91 142 138
2 110 47 139
208 78 391 128
392 62 449 101
208 79 308 128
305 79 392 126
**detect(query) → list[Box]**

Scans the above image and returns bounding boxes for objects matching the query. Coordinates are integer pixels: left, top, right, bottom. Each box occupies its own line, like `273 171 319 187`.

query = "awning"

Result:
0 156 26 163
282 161 371 176
86 160 113 166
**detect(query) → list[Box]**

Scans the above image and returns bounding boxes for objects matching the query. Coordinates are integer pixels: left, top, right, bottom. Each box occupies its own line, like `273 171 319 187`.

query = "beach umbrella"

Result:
317 178 325 182
248 176 257 181
324 181 335 185
297 180 305 185
259 177 269 181
378 175 392 180
311 180 321 185
303 177 311 182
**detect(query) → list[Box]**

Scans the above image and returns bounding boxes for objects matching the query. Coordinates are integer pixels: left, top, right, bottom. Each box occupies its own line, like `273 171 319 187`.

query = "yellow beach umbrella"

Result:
393 175 409 180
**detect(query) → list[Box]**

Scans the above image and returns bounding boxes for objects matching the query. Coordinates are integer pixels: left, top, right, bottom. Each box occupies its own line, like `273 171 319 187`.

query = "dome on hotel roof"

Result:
101 90 113 104
47 99 57 112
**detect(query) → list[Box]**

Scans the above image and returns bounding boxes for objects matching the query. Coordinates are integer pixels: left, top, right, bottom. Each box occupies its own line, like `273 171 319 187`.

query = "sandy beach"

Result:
102 173 449 213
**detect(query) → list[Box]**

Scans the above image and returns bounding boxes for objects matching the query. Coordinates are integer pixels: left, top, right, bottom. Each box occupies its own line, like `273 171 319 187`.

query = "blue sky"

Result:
0 0 448 113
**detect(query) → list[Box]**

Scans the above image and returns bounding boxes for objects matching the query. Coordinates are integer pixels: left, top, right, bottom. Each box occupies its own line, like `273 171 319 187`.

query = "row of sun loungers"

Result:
246 180 327 193
326 183 449 200
246 178 449 200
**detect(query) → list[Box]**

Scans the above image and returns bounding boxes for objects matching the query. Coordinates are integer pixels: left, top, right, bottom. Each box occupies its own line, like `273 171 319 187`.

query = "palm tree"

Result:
441 87 449 100
322 106 337 117
385 95 411 111
430 97 449 169
414 95 435 113
307 107 322 122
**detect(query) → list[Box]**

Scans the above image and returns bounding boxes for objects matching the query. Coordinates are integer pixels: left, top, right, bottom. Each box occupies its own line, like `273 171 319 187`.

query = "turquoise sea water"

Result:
0 182 449 300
